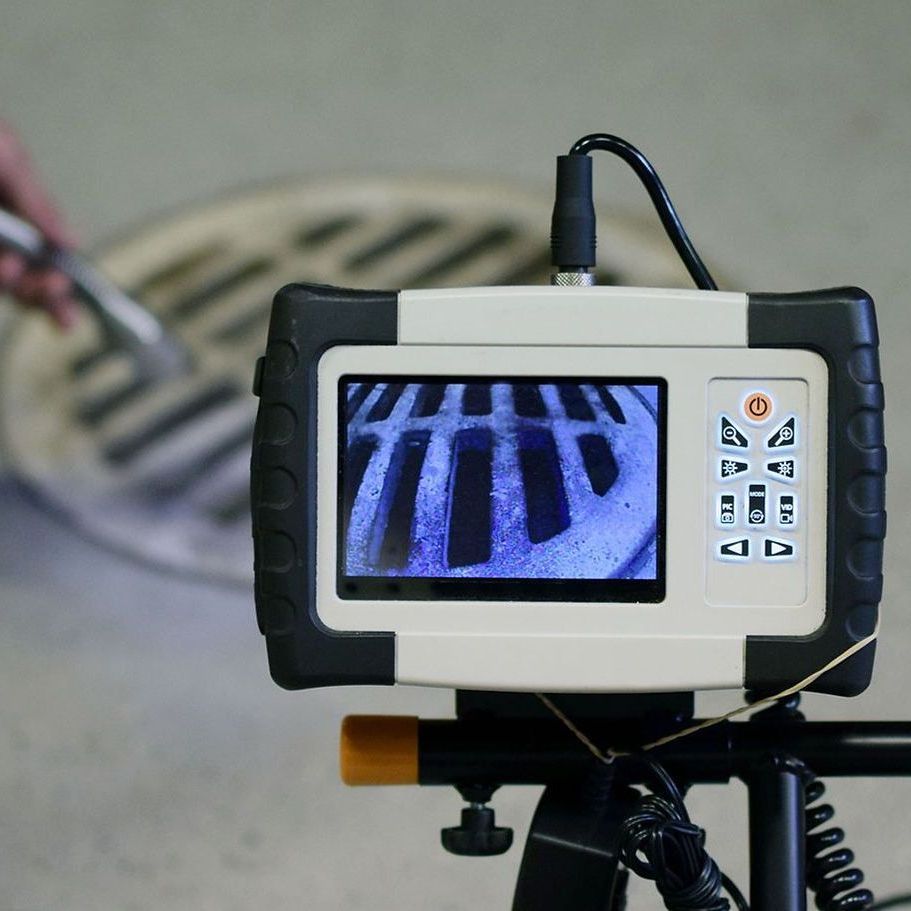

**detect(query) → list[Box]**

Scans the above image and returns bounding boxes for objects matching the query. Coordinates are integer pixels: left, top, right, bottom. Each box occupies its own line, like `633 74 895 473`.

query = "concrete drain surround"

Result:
0 177 692 586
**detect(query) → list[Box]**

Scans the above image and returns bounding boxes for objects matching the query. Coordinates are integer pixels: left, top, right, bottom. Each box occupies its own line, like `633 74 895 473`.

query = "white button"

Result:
745 483 768 527
766 415 798 451
765 458 797 484
716 492 738 529
718 457 750 482
718 414 750 451
777 493 798 529
762 538 797 561
717 537 750 561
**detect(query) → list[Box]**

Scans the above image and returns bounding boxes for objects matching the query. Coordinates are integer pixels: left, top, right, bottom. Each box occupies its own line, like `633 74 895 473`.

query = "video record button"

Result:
717 537 750 562
763 538 797 561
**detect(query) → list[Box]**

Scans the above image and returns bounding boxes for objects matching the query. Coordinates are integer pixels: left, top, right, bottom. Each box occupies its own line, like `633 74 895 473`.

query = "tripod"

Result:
347 691 911 911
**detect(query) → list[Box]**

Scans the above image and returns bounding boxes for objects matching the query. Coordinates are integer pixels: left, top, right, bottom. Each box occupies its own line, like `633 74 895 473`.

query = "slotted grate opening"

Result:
1 176 693 585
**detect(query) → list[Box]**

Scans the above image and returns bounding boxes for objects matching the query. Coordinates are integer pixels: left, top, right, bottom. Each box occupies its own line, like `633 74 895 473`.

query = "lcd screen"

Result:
337 376 666 601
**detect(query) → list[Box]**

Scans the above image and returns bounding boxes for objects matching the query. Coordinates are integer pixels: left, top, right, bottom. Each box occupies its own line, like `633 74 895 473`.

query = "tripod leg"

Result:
747 756 807 911
512 776 638 911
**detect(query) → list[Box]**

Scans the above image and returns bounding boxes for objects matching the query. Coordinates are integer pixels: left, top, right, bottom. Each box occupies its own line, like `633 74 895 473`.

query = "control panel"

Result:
706 379 809 607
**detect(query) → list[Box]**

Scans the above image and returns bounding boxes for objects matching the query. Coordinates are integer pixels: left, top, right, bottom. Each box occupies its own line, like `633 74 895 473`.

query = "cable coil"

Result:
803 768 874 911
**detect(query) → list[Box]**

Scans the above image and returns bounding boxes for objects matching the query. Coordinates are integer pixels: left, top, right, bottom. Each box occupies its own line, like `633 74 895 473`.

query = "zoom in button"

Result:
743 391 773 424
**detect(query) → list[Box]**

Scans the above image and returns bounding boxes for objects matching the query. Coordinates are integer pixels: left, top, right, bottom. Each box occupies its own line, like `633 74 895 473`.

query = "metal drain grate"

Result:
0 177 694 586
344 382 658 580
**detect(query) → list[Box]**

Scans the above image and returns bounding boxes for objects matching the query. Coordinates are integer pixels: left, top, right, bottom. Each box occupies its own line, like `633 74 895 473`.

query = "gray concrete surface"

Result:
1 2 910 908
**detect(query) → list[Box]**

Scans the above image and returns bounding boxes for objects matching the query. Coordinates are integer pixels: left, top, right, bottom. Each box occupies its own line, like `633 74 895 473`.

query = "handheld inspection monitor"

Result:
251 136 885 697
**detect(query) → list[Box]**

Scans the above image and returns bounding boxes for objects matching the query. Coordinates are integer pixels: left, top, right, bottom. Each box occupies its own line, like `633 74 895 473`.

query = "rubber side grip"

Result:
251 282 398 689
747 287 886 696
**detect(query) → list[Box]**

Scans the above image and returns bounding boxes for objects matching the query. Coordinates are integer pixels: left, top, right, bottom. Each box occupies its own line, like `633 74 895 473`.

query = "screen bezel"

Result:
336 374 667 603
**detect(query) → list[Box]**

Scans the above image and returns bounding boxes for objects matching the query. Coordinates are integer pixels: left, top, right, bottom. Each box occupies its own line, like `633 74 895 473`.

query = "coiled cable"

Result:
617 756 749 911
801 763 874 911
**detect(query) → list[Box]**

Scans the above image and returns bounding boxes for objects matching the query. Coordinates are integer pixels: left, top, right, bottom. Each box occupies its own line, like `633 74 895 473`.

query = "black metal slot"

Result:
210 488 250 525
71 347 114 377
512 384 546 418
103 381 239 465
491 249 552 286
345 217 445 272
129 243 224 300
402 224 517 286
365 383 406 422
462 383 492 416
343 435 378 541
211 301 272 343
145 426 253 498
369 430 430 570
346 383 375 421
78 377 151 426
446 428 493 568
596 386 626 424
169 257 272 319
557 384 595 421
517 428 571 544
296 214 361 248
410 384 446 418
577 434 619 496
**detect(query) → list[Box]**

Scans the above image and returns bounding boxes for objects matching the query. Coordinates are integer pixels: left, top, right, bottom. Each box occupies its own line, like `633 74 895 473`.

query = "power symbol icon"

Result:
743 392 773 423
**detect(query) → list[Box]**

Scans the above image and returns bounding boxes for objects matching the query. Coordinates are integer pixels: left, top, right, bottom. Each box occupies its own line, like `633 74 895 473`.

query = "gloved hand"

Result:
0 120 77 328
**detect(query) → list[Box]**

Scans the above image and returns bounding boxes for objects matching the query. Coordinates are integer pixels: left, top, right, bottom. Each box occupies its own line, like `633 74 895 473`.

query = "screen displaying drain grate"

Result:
0 177 693 586
340 377 663 589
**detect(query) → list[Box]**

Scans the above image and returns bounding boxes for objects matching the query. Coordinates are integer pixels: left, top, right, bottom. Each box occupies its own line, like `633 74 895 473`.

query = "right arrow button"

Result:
763 538 797 561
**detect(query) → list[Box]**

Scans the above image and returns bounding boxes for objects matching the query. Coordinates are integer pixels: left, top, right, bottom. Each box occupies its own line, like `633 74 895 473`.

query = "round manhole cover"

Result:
0 176 696 586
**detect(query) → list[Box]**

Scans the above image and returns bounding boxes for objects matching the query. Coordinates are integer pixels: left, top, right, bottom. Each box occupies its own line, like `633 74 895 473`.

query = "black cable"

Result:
617 755 748 911
870 894 911 910
565 133 718 291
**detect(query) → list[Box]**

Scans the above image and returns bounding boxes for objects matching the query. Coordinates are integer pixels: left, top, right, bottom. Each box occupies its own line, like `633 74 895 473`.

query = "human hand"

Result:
0 120 78 328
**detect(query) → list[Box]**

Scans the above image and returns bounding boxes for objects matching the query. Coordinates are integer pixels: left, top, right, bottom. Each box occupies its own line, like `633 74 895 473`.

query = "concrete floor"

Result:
1 2 911 909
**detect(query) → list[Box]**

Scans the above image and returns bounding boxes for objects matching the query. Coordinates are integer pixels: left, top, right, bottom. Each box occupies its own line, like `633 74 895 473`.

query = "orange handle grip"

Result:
340 715 419 786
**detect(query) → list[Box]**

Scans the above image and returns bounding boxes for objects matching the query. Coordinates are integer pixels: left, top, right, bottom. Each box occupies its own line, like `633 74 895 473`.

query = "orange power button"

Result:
743 391 773 423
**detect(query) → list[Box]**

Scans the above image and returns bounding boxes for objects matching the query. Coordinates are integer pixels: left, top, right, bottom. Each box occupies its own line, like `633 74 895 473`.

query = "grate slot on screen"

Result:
446 428 493 568
517 427 570 544
368 430 430 570
365 383 406 422
577 433 619 496
410 384 447 418
461 383 492 416
558 384 595 421
596 386 626 424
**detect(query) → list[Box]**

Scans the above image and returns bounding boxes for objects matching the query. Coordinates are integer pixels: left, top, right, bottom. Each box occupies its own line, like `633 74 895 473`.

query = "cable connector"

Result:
550 154 597 285
550 133 719 292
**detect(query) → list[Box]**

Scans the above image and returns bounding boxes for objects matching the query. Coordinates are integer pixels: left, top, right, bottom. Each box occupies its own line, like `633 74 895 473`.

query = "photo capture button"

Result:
763 537 797 561
718 457 750 482
717 537 750 561
716 492 738 529
718 414 749 451
766 415 798 451
765 458 798 484
743 391 774 424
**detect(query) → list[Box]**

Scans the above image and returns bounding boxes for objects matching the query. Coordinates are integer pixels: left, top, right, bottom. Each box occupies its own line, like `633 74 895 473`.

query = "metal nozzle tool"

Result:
0 207 189 381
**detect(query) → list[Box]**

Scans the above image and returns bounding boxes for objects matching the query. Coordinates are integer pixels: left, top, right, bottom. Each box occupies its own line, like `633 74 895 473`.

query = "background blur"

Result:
1 3 909 909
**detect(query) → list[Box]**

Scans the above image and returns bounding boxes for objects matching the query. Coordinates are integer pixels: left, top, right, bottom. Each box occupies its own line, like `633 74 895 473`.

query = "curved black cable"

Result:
870 894 911 910
569 133 718 291
618 755 749 911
